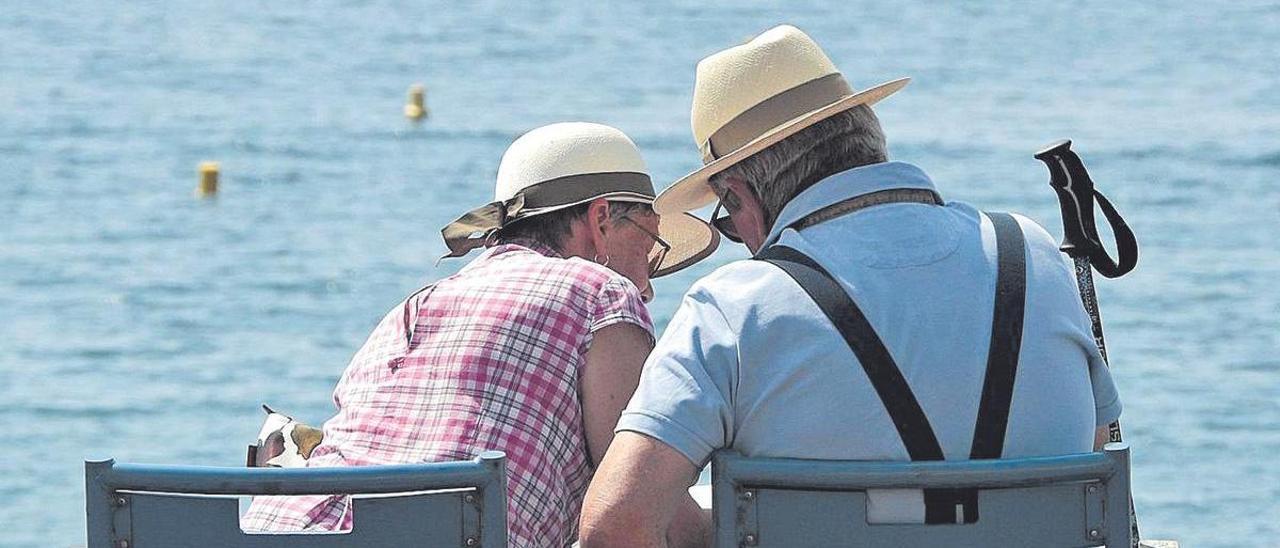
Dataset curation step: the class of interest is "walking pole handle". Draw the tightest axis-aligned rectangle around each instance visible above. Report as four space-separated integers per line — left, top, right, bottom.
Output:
1035 139 1138 278
1035 139 1098 257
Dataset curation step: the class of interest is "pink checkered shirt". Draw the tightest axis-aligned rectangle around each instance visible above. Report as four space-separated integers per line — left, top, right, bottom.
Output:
241 241 652 548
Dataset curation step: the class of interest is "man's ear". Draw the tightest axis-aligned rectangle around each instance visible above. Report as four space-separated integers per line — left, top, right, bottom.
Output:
718 178 744 211
726 178 770 251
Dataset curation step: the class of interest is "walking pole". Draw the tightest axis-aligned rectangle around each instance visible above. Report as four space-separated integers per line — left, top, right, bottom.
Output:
1035 139 1140 546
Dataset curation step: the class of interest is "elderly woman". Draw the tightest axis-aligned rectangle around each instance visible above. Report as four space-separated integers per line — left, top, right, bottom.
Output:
242 123 717 547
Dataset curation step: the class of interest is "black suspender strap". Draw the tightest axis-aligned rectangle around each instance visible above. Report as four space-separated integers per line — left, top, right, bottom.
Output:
932 212 1028 523
755 245 947 464
755 246 961 523
970 212 1028 460
752 210 1027 525
941 212 1027 523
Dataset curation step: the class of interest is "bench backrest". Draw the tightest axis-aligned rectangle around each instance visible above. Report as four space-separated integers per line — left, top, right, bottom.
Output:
711 443 1131 548
85 452 507 548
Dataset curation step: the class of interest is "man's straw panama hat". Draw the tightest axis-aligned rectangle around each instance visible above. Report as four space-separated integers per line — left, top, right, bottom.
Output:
654 25 910 215
442 122 719 277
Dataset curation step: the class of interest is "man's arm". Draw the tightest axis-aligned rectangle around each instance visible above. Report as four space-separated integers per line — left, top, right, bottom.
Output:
667 486 714 548
1093 425 1110 451
579 432 710 548
581 274 739 547
581 323 652 466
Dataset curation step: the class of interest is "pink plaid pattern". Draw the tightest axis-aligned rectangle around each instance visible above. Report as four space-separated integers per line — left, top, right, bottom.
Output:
242 241 652 547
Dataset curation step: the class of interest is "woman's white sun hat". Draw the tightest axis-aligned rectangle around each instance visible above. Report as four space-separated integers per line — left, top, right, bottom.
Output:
654 25 910 215
442 122 718 277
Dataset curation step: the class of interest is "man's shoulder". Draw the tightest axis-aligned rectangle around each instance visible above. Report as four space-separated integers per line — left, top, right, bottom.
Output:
1000 212 1079 282
680 258 818 328
691 258 796 298
943 202 1064 257
1003 211 1060 251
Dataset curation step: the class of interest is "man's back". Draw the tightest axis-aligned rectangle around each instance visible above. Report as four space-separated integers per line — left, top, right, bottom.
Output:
617 162 1120 521
583 27 1124 546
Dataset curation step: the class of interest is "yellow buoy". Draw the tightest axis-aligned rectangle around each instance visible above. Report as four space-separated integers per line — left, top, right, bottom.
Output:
197 161 219 197
404 84 428 121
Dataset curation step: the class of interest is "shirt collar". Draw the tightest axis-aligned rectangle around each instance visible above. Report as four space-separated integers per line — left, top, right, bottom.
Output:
761 161 940 248
460 239 563 274
499 238 563 258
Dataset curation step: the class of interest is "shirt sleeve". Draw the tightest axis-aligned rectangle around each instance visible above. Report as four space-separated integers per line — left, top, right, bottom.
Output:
615 284 739 468
1089 344 1123 427
1024 215 1123 429
588 276 654 338
1064 268 1123 427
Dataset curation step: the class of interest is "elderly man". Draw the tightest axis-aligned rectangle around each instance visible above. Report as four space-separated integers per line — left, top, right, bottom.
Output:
243 122 716 548
579 26 1121 546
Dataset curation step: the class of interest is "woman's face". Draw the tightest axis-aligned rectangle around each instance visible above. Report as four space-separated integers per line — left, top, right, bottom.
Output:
604 209 662 302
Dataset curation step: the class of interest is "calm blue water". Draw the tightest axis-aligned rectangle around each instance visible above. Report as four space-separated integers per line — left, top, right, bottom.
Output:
2 2 1277 546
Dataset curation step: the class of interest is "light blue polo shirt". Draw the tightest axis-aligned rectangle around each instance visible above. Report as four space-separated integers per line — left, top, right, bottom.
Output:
617 161 1121 522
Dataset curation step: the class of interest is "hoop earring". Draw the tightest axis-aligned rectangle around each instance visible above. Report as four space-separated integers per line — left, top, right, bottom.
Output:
593 253 611 267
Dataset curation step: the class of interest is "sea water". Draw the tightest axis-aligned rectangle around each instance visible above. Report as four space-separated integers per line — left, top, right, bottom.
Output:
1 2 1277 546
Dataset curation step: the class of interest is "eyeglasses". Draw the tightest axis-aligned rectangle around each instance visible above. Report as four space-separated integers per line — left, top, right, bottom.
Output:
618 215 671 277
710 201 743 243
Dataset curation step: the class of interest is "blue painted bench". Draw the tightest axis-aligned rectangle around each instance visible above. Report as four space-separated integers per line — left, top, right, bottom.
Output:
711 443 1133 547
84 451 507 547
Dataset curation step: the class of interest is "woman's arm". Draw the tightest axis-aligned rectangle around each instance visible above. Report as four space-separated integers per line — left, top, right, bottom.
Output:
580 323 652 466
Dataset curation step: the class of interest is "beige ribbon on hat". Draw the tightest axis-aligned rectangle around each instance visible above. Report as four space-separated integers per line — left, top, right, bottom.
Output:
700 72 854 164
440 171 656 258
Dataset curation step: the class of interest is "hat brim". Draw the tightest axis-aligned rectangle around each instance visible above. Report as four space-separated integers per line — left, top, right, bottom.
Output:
655 77 911 215
509 197 719 277
652 211 720 277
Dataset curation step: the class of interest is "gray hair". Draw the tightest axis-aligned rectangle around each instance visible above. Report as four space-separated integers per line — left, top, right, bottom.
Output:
709 105 888 227
494 200 650 252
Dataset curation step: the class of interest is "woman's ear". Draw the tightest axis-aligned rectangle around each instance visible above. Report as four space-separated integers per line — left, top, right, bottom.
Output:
584 198 611 259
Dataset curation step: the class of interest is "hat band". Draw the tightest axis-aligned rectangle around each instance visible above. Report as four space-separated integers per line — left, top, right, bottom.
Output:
440 171 655 258
700 72 853 164
516 171 655 210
